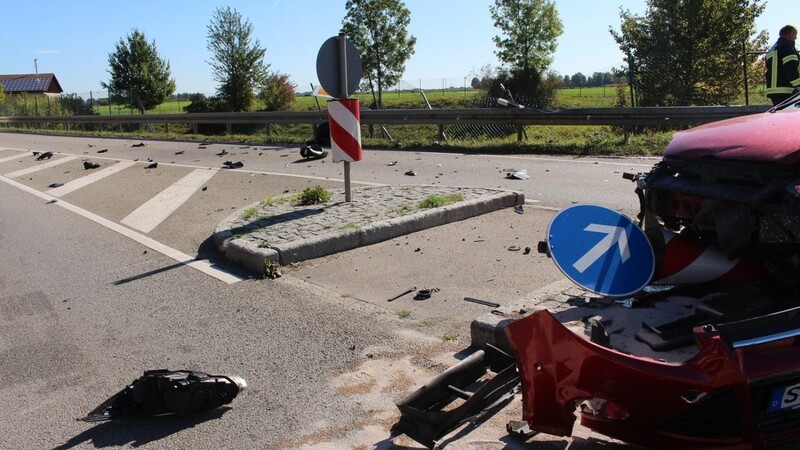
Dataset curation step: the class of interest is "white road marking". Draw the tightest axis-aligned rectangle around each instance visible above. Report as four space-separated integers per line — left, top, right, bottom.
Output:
0 174 244 284
3 156 79 178
121 168 218 233
0 152 33 164
46 161 137 197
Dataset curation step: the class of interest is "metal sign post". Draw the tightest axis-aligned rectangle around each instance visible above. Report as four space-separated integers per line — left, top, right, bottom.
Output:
339 34 352 202
316 33 363 202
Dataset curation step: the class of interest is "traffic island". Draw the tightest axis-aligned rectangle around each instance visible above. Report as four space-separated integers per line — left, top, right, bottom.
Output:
214 185 524 275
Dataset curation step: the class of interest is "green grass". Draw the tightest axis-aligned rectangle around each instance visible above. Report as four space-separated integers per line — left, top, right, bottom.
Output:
441 332 459 342
242 207 258 220
397 310 411 319
417 193 464 209
297 185 332 206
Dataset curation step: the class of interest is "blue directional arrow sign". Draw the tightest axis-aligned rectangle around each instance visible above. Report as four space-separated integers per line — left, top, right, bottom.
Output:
547 204 655 297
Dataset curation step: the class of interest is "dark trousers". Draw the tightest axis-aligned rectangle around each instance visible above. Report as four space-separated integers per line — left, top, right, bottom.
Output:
770 93 795 106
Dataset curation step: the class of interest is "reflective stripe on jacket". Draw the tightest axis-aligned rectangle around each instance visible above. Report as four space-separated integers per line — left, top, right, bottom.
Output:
766 38 800 96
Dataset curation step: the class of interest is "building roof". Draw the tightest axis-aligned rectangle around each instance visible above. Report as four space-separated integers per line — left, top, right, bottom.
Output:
0 73 63 94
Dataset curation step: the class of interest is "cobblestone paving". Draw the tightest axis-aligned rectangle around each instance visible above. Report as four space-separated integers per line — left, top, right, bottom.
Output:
227 185 502 248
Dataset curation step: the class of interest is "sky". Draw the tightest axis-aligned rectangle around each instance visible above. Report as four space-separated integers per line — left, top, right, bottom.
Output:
0 0 794 96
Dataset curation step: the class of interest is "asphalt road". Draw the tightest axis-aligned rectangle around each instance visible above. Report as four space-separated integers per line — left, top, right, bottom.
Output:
0 132 659 449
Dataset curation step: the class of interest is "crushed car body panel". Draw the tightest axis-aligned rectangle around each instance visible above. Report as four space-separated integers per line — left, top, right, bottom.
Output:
505 309 800 449
665 106 800 164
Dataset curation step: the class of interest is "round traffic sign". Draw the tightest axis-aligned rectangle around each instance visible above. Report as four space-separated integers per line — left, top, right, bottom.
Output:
316 35 362 99
547 204 654 297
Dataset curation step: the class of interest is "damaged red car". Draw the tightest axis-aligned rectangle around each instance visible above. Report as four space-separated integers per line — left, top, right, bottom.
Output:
506 96 800 449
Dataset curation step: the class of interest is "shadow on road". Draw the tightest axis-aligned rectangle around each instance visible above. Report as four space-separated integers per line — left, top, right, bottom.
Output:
52 407 230 449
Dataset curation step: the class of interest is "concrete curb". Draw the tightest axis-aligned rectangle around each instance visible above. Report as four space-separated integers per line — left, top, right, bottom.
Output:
470 279 576 353
214 189 524 275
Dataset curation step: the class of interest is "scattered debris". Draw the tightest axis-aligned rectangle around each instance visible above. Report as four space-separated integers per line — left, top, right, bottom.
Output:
299 144 328 159
198 145 207 149
463 297 501 308
131 142 146 147
145 162 158 169
387 161 398 166
508 246 521 251
405 170 417 176
83 161 100 170
392 345 519 448
202 186 208 191
514 205 524 214
507 420 537 443
79 369 246 422
175 150 185 155
46 199 58 204
48 182 64 188
523 246 532 255
36 151 54 160
216 149 228 156
97 149 108 153
87 144 95 147
505 169 529 180
222 160 244 169
413 288 439 301
388 287 416 302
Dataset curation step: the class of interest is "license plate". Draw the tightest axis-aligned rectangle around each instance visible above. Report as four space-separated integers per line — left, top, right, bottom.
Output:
768 382 800 412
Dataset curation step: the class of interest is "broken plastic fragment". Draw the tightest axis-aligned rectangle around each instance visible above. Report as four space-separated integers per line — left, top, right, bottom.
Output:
506 169 529 180
79 369 246 422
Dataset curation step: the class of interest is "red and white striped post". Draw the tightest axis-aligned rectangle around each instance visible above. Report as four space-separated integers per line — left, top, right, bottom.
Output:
649 229 763 285
328 99 362 162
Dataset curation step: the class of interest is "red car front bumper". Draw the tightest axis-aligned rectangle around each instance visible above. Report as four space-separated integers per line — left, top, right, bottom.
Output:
505 309 800 449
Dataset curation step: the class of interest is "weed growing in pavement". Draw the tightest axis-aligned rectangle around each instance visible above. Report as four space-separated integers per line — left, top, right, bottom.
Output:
242 207 258 220
418 193 464 209
260 194 296 207
441 332 459 342
388 203 416 218
398 310 411 319
257 241 272 248
297 185 332 206
338 222 361 230
264 259 281 279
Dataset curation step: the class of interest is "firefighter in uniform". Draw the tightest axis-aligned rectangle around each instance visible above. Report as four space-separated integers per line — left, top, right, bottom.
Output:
766 25 800 106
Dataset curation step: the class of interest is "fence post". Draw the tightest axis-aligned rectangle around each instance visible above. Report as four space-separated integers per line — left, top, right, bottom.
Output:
742 39 750 106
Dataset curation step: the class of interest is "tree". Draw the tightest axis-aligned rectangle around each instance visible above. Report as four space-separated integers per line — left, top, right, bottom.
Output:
101 29 175 114
258 72 296 111
206 7 269 112
610 0 767 106
490 0 563 74
571 72 587 87
341 0 417 108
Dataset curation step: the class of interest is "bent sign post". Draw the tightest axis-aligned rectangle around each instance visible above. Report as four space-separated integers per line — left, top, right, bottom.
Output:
316 33 363 202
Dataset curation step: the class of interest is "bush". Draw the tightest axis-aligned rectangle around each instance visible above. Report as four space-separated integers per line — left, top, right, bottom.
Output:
258 72 295 112
297 185 332 205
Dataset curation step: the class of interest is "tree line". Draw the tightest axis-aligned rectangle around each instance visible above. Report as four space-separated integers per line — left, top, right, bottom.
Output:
100 0 770 116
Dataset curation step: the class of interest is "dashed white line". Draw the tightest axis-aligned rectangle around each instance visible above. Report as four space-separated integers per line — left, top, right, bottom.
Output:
0 174 244 284
121 168 218 233
46 161 137 197
3 156 79 178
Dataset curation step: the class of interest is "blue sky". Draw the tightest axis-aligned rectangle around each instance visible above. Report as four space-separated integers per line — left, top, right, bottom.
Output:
0 0 792 95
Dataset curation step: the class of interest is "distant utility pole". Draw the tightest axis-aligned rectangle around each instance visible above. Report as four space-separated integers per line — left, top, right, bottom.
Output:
34 59 38 74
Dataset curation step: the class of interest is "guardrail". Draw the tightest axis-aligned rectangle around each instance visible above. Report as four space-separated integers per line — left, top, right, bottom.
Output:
0 105 772 132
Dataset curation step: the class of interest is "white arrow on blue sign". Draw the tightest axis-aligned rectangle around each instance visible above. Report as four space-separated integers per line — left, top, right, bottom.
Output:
547 204 655 297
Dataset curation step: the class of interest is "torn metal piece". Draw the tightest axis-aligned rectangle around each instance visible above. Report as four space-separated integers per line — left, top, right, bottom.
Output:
388 287 416 302
392 345 520 449
79 370 246 422
463 297 501 308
